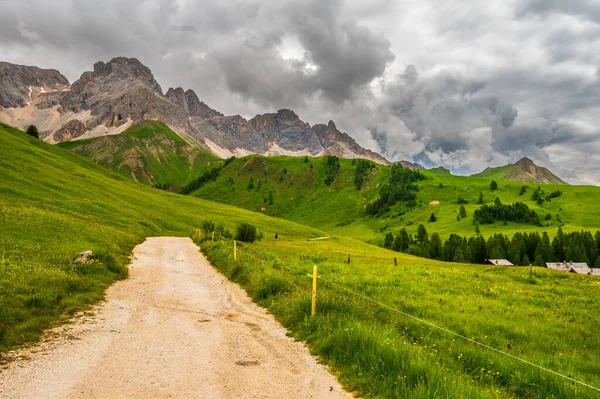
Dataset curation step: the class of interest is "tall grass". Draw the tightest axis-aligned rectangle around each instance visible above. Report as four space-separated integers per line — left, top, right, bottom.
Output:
194 231 600 399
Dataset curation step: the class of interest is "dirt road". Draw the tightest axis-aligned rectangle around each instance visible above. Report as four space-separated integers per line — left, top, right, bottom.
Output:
0 237 350 399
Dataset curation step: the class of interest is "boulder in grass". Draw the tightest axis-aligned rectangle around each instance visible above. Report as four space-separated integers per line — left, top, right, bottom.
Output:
72 250 95 264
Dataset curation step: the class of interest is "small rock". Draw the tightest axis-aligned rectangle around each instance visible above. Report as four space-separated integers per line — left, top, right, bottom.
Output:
72 250 95 264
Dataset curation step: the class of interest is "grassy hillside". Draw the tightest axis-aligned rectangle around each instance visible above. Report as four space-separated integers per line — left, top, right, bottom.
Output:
3 122 600 398
190 155 600 244
0 122 318 351
58 121 218 187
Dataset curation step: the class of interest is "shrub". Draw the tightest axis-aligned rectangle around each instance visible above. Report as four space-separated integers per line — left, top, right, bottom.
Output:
26 125 39 139
215 223 232 239
457 195 469 204
490 180 498 191
201 220 216 234
236 223 258 243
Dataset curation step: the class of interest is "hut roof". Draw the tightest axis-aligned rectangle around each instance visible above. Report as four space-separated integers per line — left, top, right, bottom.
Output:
591 269 600 277
545 262 571 272
570 263 591 274
485 259 514 266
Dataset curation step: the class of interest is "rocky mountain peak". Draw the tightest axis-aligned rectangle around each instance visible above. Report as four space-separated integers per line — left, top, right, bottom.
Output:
472 157 567 185
0 62 70 108
166 87 188 113
77 57 163 95
185 89 223 119
275 109 299 121
516 157 534 167
165 87 223 120
397 160 424 170
0 57 390 164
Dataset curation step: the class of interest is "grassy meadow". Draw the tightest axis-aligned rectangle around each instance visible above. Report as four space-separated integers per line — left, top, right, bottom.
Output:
191 155 600 244
2 121 600 398
195 230 600 398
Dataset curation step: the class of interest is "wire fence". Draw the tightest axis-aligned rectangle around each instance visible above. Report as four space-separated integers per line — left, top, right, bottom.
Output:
198 234 600 394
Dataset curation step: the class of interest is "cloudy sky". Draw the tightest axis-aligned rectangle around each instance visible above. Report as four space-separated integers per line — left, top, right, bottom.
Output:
2 0 599 184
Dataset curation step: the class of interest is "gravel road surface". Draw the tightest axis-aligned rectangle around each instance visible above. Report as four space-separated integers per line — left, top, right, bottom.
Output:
0 237 350 399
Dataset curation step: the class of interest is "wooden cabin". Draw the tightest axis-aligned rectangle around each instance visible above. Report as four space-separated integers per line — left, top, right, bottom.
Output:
484 259 514 266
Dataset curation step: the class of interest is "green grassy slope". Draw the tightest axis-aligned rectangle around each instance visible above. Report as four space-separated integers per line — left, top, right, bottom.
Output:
58 121 218 187
0 122 318 350
191 155 600 244
2 122 600 397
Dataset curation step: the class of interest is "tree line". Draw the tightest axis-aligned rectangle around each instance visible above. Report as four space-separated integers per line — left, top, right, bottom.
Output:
353 159 375 190
383 225 600 267
324 155 341 186
179 156 236 194
473 198 541 225
366 164 425 216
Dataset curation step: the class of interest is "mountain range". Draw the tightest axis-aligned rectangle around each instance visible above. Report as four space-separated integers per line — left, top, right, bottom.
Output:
0 57 387 164
0 57 571 185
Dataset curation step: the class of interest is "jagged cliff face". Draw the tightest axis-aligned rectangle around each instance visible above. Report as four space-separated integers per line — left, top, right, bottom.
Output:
0 57 389 164
0 62 69 108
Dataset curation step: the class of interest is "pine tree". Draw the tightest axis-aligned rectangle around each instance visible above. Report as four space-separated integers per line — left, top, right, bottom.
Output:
490 180 498 191
384 233 394 249
478 191 484 204
392 235 402 252
247 177 254 190
519 185 528 195
429 213 437 222
430 233 442 259
459 205 467 218
398 228 410 250
454 248 465 263
416 224 428 244
552 228 566 261
534 254 545 267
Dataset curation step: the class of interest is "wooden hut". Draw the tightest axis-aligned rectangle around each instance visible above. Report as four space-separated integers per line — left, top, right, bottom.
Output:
484 259 514 266
545 262 571 272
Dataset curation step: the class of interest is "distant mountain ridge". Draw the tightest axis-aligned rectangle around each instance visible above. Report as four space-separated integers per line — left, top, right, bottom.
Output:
472 157 567 185
395 160 424 170
0 57 388 164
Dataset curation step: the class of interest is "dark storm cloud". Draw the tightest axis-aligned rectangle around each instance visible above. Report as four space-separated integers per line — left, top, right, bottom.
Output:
1 0 600 183
376 66 519 154
205 0 395 105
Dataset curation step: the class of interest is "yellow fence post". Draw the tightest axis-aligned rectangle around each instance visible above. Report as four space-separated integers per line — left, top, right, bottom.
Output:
212 231 215 242
234 240 237 261
311 264 318 316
